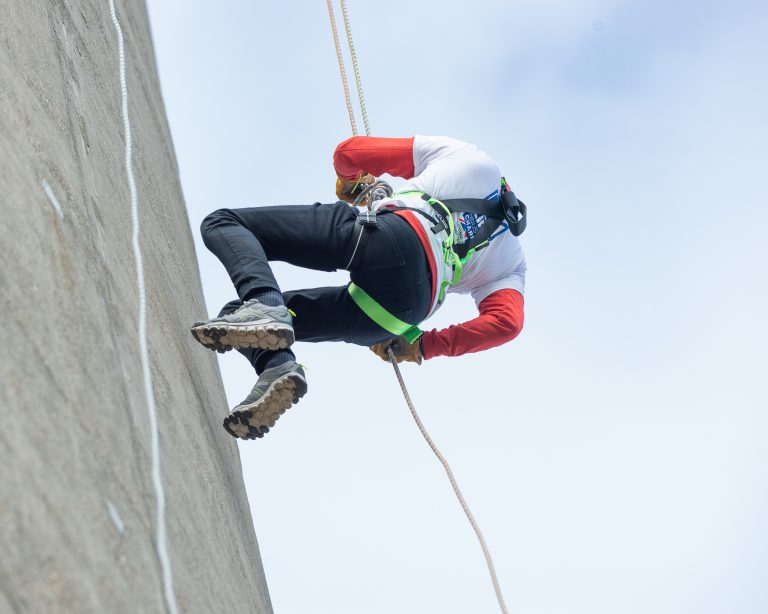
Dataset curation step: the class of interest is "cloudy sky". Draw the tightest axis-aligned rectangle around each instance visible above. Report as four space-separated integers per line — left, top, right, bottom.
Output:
146 1 768 612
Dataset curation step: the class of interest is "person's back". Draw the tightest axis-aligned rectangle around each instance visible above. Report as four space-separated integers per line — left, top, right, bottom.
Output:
377 135 526 305
336 135 526 359
192 135 527 438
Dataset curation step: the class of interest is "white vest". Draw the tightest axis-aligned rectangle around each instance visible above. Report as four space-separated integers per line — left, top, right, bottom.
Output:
373 136 526 318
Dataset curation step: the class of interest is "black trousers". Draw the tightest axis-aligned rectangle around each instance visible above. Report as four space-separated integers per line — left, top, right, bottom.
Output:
200 202 432 373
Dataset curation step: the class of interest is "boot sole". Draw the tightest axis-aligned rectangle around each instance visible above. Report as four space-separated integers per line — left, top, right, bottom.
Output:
223 371 308 440
191 322 294 353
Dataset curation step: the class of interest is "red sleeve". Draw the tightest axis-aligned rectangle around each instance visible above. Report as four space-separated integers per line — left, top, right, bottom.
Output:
420 289 524 359
333 136 415 180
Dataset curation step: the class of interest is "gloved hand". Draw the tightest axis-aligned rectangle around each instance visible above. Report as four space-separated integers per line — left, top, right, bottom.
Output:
336 173 375 205
368 181 394 204
370 336 423 365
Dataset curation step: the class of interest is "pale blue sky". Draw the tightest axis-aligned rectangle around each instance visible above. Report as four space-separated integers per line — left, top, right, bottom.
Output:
147 1 768 612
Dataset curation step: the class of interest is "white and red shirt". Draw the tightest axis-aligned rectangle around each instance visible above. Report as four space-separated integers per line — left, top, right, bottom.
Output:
334 135 526 359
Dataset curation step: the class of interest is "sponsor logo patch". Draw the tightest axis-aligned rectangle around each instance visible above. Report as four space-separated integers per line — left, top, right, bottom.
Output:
458 212 487 242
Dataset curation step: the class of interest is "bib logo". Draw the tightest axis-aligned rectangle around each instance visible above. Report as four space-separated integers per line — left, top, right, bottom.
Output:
458 213 486 242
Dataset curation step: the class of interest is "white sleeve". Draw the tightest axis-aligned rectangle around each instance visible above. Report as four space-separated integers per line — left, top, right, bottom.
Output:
412 135 468 176
469 264 527 307
408 136 501 200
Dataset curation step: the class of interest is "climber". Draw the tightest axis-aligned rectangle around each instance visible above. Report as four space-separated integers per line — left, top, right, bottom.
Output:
192 135 527 440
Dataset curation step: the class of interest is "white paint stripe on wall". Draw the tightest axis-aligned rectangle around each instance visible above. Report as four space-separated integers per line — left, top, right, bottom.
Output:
42 180 64 219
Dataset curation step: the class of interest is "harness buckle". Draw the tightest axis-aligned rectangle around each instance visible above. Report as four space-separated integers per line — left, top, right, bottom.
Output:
357 210 378 227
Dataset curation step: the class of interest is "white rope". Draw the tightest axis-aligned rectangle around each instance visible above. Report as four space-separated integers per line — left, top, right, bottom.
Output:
325 0 358 135
326 6 509 610
339 0 370 136
345 224 365 269
388 350 509 614
107 3 179 614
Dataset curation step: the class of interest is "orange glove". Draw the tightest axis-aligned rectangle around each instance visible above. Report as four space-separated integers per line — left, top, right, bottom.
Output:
370 336 422 365
336 173 375 205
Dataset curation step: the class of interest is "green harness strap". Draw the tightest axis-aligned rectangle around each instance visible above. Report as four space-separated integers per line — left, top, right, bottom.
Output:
348 283 424 343
348 191 480 344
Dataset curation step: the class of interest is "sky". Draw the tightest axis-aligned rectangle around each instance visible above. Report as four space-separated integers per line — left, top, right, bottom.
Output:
145 1 768 612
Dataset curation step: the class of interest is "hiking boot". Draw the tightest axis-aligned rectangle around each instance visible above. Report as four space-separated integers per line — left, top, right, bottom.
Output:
191 299 294 353
223 361 308 440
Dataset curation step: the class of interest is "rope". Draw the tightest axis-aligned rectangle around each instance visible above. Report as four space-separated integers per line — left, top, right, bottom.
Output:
387 349 509 614
352 178 394 207
107 3 179 614
339 0 370 136
325 0 358 135
325 5 509 611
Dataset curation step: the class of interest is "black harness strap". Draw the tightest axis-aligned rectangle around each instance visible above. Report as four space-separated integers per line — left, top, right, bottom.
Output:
453 216 502 259
434 196 505 218
438 192 527 238
368 205 442 230
359 189 527 262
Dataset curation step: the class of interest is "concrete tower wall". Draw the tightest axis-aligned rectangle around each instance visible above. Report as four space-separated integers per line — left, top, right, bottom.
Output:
0 1 272 612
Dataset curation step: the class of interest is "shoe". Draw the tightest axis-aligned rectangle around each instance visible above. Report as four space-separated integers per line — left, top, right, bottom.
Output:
191 299 294 353
223 361 307 440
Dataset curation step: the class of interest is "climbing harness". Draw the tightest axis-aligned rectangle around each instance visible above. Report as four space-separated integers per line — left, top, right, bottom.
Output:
325 2 510 612
347 184 527 344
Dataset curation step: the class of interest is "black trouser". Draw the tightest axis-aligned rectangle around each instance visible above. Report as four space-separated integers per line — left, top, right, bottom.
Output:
200 202 432 373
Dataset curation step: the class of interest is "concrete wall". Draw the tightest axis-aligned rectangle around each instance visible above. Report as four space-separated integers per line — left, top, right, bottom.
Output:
0 1 272 612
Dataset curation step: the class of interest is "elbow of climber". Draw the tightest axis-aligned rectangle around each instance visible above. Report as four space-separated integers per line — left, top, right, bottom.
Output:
333 137 364 180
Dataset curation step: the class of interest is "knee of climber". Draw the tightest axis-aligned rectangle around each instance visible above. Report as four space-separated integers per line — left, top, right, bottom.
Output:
200 208 236 245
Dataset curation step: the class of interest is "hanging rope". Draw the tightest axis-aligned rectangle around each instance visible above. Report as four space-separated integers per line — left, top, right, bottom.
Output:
325 2 509 611
325 0 358 135
388 349 509 614
338 0 370 136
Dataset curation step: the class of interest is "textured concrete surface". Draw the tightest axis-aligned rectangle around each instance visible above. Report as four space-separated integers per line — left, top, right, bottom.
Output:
0 1 272 612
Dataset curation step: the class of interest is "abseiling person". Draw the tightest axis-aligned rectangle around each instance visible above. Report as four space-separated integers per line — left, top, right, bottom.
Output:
192 136 527 439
